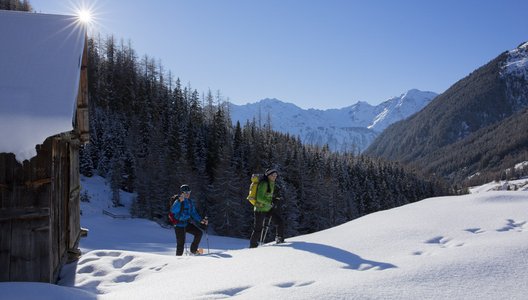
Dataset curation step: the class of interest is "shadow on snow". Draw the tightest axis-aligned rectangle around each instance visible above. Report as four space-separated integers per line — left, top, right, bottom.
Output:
281 241 397 271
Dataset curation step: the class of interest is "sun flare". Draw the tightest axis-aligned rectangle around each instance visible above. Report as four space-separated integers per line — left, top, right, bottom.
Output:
70 0 103 32
77 9 92 23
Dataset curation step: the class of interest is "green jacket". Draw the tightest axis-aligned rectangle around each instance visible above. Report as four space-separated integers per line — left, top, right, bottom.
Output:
254 179 275 212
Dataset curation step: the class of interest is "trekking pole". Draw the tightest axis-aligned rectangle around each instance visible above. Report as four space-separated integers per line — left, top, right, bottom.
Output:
259 217 266 246
204 217 210 254
259 216 273 245
263 216 272 244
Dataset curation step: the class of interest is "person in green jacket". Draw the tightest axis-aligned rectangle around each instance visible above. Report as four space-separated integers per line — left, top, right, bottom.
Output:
249 168 284 248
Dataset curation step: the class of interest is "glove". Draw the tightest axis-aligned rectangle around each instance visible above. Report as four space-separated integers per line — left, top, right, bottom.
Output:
198 218 208 230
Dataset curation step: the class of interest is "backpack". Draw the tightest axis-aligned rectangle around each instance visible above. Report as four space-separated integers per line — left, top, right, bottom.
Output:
247 174 265 206
168 199 184 225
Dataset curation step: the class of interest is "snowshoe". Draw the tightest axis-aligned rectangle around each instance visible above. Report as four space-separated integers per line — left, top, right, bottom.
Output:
191 248 204 255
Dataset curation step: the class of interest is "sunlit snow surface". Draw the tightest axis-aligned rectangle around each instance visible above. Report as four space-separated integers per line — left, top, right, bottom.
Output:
1 175 527 299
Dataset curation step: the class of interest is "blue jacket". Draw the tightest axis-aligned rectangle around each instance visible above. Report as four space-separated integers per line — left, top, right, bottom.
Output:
170 198 202 228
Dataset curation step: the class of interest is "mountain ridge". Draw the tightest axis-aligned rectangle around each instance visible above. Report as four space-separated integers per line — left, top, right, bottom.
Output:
229 89 437 152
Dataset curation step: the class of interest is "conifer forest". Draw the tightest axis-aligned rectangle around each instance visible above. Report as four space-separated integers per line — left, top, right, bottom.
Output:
81 36 446 240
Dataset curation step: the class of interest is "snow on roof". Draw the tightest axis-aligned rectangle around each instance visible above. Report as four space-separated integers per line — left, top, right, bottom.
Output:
0 10 86 161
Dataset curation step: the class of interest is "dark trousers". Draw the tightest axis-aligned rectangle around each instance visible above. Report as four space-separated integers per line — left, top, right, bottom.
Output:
174 223 203 256
249 208 284 248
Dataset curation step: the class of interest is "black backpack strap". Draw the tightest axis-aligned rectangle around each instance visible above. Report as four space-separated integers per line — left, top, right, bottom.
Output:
178 201 184 219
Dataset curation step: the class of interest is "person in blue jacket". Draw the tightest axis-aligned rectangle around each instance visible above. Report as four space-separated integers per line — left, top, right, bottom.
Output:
170 184 208 256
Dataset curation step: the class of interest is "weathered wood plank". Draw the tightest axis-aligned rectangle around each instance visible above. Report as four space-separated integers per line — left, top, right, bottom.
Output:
76 36 89 144
0 208 50 221
69 141 81 250
0 220 12 281
10 217 50 282
25 178 52 188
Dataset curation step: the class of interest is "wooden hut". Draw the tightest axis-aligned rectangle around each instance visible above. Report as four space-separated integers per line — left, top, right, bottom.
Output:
0 11 89 283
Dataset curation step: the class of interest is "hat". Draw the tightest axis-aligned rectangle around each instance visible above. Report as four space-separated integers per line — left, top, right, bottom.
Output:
180 184 191 193
265 168 278 176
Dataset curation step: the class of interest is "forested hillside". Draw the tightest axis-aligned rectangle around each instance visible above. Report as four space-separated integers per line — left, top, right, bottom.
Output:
81 36 445 239
366 42 528 188
418 108 528 187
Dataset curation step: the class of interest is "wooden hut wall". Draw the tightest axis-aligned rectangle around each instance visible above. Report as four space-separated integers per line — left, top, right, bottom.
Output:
0 134 81 283
76 36 90 144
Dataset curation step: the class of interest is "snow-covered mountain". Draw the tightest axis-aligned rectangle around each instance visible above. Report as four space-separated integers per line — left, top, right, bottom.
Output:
229 89 437 152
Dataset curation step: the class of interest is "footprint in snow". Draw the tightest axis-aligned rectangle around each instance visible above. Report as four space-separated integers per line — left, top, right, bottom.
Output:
94 251 121 257
149 263 168 271
112 255 134 269
205 285 252 298
78 257 100 265
414 235 465 256
77 265 95 274
497 219 526 232
464 228 485 234
425 236 464 248
123 267 142 274
275 281 315 288
114 274 138 283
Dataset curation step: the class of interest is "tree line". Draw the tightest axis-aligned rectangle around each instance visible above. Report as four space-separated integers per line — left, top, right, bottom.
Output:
80 35 446 240
0 0 31 11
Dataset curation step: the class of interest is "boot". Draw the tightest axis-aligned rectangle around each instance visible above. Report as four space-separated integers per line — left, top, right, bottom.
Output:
275 236 285 244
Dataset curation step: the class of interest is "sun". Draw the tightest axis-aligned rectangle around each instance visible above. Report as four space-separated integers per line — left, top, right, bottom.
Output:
77 9 92 23
70 0 103 32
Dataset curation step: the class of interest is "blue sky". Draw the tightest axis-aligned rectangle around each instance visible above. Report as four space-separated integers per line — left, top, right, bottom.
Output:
30 0 528 109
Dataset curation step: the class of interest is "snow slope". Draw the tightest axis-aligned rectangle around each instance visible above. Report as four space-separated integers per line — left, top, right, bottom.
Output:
1 176 527 299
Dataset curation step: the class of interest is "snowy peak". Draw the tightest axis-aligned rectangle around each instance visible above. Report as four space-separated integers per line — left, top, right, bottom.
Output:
502 41 528 80
368 89 437 131
229 89 437 152
256 98 301 110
